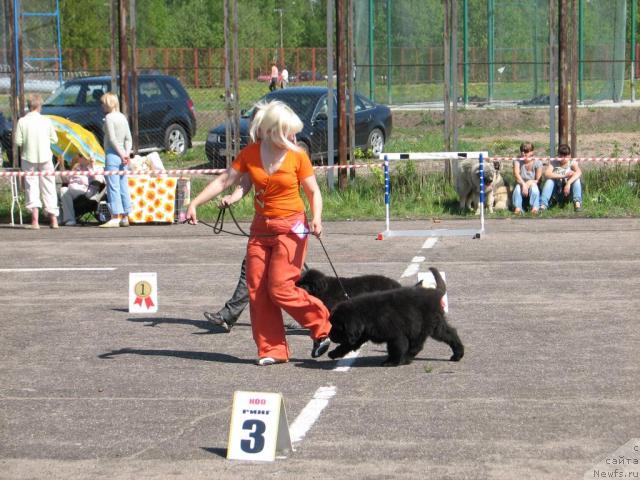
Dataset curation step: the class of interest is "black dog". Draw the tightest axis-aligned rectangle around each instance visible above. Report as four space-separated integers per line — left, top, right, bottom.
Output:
328 267 464 366
296 268 401 311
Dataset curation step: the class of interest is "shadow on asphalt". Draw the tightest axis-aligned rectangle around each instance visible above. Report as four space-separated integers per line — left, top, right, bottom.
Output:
97 348 255 365
200 447 227 458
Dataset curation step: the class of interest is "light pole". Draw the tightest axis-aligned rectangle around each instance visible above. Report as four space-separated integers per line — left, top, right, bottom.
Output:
274 8 284 60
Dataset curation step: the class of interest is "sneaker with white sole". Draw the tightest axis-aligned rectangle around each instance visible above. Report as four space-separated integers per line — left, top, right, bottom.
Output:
99 219 121 228
311 337 331 358
120 217 130 227
256 357 288 366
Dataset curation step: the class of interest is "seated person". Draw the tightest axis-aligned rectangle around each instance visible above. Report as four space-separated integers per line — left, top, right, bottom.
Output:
540 143 582 212
60 155 103 225
512 142 543 215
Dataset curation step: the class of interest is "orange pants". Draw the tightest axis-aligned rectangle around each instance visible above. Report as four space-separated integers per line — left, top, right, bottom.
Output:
246 213 331 360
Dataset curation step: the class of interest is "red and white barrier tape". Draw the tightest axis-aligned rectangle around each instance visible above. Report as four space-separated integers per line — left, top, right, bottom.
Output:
489 156 640 163
0 163 381 177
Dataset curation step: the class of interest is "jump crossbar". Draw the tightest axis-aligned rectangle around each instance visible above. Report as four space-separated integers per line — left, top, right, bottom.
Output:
376 152 489 241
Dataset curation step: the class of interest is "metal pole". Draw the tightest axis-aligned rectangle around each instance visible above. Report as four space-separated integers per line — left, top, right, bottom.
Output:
129 0 138 153
451 0 458 150
327 0 335 189
463 0 468 105
118 0 129 117
223 0 231 167
368 0 374 99
487 0 494 103
232 0 240 158
8 0 20 167
533 0 540 97
558 0 568 145
549 0 557 156
578 0 584 103
443 0 451 152
570 0 578 154
631 0 637 102
109 0 117 93
386 0 391 103
337 0 348 189
348 0 355 179
54 0 62 83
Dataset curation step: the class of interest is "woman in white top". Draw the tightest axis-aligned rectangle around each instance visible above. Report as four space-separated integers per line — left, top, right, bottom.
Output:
100 92 132 228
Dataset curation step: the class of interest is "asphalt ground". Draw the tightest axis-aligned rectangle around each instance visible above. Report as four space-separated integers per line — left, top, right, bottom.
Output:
1 217 638 480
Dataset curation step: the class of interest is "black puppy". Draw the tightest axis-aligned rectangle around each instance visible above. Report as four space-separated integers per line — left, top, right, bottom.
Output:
328 267 464 366
296 268 401 311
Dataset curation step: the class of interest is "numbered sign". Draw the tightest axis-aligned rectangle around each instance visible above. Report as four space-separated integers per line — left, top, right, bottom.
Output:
129 272 158 313
418 270 449 312
227 391 292 462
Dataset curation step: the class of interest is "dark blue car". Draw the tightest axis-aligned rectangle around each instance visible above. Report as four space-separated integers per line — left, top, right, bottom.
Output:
40 74 196 155
205 87 392 168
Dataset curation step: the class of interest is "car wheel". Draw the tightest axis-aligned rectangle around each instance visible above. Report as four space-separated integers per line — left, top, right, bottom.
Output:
164 124 188 155
366 128 385 156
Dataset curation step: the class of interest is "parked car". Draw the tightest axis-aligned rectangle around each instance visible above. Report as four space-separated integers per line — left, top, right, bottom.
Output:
297 70 325 82
0 112 12 165
205 86 392 168
39 74 196 155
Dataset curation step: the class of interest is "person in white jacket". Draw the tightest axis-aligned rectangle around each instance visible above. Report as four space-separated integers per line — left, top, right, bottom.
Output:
14 94 59 229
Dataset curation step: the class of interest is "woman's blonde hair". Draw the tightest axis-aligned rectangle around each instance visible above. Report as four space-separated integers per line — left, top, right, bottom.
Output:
249 100 303 151
101 92 120 113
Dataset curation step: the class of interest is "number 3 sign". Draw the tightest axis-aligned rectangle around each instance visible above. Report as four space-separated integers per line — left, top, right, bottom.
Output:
227 391 292 461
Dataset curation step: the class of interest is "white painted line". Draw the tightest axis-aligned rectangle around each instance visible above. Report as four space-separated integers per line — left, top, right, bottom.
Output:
411 256 426 263
422 237 438 249
401 263 420 278
0 267 117 272
289 385 337 444
333 349 361 372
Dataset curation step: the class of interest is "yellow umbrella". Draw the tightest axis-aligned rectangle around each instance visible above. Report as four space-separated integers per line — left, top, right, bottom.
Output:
46 115 105 166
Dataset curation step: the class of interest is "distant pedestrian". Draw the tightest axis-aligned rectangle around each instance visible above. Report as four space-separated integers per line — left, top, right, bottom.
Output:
280 66 289 89
269 62 278 92
14 93 59 229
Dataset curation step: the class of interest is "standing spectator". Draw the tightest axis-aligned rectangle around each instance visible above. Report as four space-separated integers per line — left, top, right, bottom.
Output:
280 66 289 89
540 143 583 212
512 142 543 215
100 92 132 228
269 62 279 92
187 100 331 366
14 94 59 229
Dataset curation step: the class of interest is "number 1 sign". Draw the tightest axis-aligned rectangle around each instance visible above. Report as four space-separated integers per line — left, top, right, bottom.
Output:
129 272 158 313
227 391 292 461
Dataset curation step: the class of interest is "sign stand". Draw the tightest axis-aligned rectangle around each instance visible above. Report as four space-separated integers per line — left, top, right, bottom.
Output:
129 272 158 313
227 391 292 462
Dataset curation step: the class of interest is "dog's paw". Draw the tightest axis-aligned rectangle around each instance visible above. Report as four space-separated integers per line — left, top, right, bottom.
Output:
450 346 464 362
327 348 344 359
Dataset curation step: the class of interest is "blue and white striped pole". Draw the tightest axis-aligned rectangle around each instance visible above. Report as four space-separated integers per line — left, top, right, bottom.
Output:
384 155 390 233
479 153 485 234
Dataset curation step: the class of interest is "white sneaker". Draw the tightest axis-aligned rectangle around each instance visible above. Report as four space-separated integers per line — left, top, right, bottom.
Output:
120 217 130 227
64 220 77 226
99 219 121 228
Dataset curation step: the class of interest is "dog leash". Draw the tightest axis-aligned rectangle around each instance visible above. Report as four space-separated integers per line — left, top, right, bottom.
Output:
196 206 351 301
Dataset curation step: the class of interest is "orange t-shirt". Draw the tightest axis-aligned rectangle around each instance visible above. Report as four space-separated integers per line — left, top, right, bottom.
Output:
231 142 314 218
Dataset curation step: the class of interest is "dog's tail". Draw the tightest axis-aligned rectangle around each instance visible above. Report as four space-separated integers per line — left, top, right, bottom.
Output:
429 267 447 294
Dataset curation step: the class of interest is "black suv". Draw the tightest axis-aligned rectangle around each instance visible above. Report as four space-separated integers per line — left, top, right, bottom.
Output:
40 74 196 154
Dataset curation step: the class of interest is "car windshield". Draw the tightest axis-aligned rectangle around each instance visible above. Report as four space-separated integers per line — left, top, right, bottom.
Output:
241 92 321 121
44 81 110 106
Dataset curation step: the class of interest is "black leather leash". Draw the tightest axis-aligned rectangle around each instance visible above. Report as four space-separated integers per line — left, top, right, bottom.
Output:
197 206 350 301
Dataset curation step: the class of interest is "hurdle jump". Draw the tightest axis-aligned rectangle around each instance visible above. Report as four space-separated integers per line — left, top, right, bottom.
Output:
376 151 489 240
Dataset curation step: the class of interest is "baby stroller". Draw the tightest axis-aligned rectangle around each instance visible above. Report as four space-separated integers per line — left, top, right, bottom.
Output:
72 179 110 224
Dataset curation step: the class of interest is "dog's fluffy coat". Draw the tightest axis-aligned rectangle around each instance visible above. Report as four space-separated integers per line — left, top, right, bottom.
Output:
296 268 401 311
454 158 509 213
328 267 464 366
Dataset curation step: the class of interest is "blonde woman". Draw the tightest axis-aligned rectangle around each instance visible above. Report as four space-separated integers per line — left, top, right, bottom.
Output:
100 92 132 227
186 100 331 366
